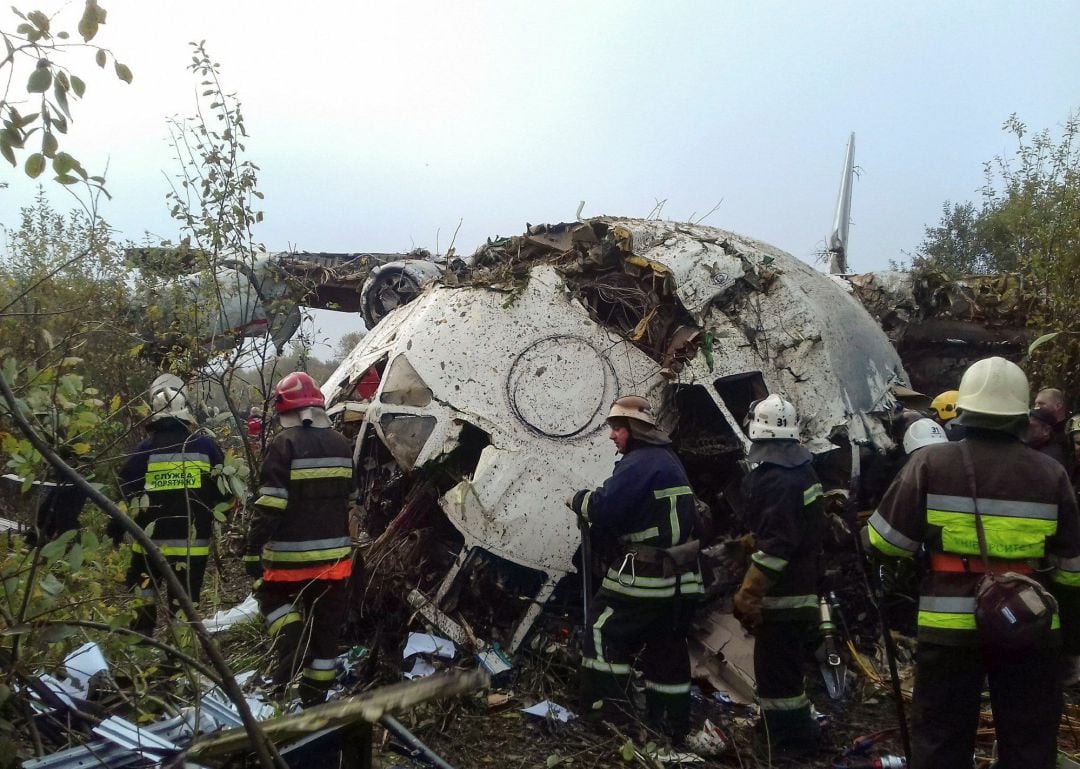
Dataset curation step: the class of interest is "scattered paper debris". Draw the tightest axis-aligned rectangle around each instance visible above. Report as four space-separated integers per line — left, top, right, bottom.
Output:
204 594 260 633
404 658 437 680
477 647 513 677
62 641 109 694
521 700 575 722
404 632 457 660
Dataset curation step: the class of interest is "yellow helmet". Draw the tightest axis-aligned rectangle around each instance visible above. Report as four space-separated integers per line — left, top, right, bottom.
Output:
929 390 960 422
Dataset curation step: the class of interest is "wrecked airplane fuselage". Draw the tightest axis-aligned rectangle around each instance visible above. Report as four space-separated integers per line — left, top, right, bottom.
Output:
322 218 910 651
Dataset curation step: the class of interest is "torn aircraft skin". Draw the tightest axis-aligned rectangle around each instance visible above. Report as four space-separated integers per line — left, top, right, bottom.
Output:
322 217 911 652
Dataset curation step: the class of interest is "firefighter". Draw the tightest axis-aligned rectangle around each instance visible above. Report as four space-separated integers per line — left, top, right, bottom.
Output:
930 389 964 440
116 374 229 635
567 395 703 740
733 394 824 755
902 418 948 456
867 357 1080 769
245 372 354 706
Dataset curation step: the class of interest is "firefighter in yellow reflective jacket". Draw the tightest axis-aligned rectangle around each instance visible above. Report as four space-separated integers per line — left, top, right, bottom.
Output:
568 396 703 739
117 375 229 635
245 372 355 706
733 394 824 755
869 357 1080 769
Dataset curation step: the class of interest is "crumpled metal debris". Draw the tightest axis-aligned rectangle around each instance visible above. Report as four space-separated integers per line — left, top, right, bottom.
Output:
847 268 1032 395
323 217 911 654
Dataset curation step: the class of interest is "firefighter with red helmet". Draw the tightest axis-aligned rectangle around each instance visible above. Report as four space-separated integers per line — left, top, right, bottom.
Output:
245 372 355 705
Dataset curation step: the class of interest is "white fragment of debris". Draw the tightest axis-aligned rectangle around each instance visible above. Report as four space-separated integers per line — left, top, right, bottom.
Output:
91 714 183 757
203 593 260 633
30 674 81 710
404 632 457 660
477 647 513 676
688 608 755 705
0 517 21 533
404 658 437 680
62 641 109 694
1 473 58 488
644 747 706 764
520 700 575 722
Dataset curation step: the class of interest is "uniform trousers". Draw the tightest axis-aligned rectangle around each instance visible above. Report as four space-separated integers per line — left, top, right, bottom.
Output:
911 641 1062 769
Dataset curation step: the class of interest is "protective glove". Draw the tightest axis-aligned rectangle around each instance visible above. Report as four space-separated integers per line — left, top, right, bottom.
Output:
566 490 589 519
733 563 769 633
243 554 263 580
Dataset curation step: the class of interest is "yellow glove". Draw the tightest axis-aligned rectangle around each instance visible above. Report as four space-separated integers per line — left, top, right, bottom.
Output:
733 563 769 632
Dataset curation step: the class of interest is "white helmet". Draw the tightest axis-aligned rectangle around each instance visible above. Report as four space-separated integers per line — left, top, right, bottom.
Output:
748 394 799 441
903 418 948 454
148 374 194 424
607 395 657 426
956 356 1029 417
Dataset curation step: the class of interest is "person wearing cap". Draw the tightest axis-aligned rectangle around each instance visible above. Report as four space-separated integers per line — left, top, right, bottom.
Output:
245 372 355 706
733 394 824 756
867 357 1080 769
567 395 703 741
116 374 230 635
1028 407 1067 468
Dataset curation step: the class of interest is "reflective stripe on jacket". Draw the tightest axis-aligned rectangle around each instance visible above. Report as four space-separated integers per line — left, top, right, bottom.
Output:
247 424 354 582
869 431 1080 646
571 444 703 600
741 457 824 622
118 423 227 557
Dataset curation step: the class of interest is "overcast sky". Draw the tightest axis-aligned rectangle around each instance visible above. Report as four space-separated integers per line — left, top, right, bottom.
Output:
2 1 1078 357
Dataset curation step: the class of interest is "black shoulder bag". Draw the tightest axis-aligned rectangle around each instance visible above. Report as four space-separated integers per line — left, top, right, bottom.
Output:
960 442 1057 652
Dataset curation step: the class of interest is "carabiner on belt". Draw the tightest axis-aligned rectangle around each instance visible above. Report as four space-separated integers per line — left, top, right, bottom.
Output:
617 551 637 587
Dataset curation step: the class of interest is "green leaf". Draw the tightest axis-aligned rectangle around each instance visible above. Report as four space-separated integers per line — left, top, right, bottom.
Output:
114 61 133 84
545 755 563 769
40 530 77 563
619 741 636 762
66 542 84 571
1028 331 1060 355
39 573 64 596
54 173 79 185
70 75 85 98
72 442 91 455
78 1 100 41
27 10 49 34
95 48 106 68
81 529 100 551
41 131 57 157
27 65 51 93
54 80 72 118
24 152 45 178
0 138 14 166
52 151 75 175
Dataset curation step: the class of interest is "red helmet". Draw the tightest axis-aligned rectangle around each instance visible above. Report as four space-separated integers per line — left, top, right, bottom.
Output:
274 372 325 413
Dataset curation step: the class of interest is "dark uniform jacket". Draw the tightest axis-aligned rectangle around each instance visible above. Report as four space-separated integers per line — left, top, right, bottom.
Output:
246 424 354 582
571 443 704 600
869 430 1080 647
741 444 824 622
117 420 227 556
